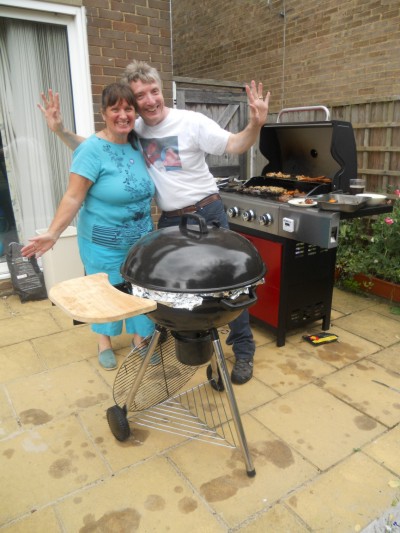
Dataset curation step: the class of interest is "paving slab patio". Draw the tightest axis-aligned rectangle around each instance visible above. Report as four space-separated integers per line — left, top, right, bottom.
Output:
0 285 400 532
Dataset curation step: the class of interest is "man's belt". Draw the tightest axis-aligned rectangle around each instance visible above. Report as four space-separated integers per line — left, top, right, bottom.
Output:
163 193 221 218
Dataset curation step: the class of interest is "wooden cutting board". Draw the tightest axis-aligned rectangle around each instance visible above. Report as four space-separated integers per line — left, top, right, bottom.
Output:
48 273 157 323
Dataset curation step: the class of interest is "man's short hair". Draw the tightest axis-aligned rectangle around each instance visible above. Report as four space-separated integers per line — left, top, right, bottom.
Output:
123 60 162 88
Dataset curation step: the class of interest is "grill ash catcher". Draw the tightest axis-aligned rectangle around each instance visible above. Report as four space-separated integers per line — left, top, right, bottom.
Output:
48 214 267 477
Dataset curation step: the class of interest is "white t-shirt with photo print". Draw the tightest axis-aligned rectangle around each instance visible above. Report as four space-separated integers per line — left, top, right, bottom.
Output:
135 108 230 211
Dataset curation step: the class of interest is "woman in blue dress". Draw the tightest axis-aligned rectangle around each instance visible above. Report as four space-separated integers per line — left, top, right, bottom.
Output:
22 83 155 370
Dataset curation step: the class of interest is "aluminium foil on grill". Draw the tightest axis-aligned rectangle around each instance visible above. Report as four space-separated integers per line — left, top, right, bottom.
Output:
130 280 264 311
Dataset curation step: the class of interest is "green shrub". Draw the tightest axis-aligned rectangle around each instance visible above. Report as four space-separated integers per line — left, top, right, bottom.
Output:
336 188 400 285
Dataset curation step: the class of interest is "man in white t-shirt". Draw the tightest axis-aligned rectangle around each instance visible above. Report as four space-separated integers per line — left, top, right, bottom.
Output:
39 61 270 384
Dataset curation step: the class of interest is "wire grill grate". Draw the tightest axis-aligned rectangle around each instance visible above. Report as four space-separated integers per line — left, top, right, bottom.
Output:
129 380 237 448
113 330 197 411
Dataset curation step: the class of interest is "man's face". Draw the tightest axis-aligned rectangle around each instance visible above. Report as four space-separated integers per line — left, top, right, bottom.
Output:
130 79 167 126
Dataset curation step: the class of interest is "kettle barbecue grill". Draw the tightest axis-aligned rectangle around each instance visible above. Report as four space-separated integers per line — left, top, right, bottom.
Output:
48 215 267 477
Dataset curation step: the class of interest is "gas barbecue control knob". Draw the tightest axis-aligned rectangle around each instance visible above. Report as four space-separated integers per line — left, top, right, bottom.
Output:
227 206 240 218
259 213 273 226
242 209 256 222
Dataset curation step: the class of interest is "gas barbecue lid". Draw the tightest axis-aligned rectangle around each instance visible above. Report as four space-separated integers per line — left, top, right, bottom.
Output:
121 214 266 293
259 107 357 192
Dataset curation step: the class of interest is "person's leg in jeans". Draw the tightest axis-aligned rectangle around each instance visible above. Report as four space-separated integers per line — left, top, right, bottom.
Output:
158 199 255 384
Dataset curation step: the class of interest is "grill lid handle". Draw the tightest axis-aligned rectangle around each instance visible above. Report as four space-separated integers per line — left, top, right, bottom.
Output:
219 287 258 311
277 105 330 123
179 213 209 235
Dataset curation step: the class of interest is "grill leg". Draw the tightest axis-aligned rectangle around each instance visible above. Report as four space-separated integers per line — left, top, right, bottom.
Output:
209 353 219 381
125 327 162 414
322 313 331 330
209 328 256 477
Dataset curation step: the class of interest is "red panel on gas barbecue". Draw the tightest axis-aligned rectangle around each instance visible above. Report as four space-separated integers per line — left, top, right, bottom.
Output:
240 233 282 327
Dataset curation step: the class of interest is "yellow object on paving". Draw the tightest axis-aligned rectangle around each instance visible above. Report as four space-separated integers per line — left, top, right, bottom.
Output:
0 285 400 532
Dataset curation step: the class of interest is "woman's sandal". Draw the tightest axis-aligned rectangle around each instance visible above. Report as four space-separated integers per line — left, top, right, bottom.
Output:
98 347 117 370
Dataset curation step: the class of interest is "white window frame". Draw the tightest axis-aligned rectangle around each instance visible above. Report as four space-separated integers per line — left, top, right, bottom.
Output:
0 0 94 136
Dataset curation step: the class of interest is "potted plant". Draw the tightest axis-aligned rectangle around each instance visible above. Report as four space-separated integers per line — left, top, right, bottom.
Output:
335 186 400 303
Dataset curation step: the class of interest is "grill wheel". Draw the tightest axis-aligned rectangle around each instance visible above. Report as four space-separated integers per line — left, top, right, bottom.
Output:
106 405 130 442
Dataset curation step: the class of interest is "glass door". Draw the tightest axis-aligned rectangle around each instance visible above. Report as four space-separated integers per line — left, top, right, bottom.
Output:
0 129 16 263
0 1 93 279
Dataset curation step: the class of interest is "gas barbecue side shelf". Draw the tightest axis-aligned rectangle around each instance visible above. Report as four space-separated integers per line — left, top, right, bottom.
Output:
338 204 393 220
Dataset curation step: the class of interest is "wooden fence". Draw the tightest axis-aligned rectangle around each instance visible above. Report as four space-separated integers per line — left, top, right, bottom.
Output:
332 99 400 193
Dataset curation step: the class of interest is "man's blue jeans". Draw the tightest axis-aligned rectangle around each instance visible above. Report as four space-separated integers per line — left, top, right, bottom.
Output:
157 198 256 361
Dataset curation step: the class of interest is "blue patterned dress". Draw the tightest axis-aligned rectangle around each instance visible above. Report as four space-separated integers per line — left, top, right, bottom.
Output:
71 134 155 337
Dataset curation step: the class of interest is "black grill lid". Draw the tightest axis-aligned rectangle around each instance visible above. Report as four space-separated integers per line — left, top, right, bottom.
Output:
259 120 357 193
121 214 266 293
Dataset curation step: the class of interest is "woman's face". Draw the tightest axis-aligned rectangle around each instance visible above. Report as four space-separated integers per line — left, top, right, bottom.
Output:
102 98 136 139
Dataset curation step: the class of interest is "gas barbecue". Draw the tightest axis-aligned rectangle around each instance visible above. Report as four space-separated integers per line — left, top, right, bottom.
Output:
219 106 392 346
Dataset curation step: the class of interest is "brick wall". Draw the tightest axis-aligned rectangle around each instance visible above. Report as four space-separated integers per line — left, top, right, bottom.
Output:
171 0 400 113
82 0 173 221
83 0 173 129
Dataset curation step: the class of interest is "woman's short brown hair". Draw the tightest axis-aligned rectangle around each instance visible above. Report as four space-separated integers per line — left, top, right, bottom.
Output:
101 82 136 110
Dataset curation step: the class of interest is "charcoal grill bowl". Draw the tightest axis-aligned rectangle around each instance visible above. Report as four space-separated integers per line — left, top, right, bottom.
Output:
146 292 258 331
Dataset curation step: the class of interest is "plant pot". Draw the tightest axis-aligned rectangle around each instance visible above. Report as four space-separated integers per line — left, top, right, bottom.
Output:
353 273 400 303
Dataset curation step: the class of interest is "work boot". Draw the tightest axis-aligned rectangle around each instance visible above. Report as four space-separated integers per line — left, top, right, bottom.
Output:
231 358 254 384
